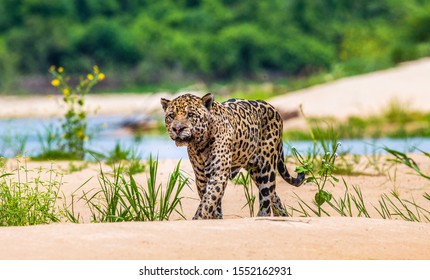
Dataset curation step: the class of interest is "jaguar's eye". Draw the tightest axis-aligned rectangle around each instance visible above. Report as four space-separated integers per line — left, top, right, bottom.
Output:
166 113 175 121
187 112 196 118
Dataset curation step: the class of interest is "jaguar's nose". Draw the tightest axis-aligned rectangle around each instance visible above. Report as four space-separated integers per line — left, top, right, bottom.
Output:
172 123 185 134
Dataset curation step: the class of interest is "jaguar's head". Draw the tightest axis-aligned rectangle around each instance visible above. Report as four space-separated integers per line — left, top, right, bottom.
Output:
160 93 214 147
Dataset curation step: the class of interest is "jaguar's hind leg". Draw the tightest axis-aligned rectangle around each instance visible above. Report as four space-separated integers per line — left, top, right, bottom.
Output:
272 192 288 216
215 200 222 218
251 163 277 217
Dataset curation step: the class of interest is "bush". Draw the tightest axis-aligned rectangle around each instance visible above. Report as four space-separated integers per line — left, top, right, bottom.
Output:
34 66 105 160
0 160 62 226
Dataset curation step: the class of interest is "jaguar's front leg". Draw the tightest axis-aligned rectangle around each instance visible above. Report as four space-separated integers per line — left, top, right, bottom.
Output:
193 178 228 219
192 192 223 219
193 153 231 220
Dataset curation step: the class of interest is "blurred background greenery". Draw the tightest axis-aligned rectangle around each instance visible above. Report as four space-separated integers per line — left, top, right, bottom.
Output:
0 0 429 95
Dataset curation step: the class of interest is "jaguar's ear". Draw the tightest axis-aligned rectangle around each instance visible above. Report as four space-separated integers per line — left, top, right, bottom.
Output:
201 93 214 111
160 98 170 111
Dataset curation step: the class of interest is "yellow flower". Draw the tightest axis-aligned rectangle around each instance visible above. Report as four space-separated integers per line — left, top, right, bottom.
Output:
93 65 100 74
49 65 56 72
63 88 70 96
51 79 60 87
98 73 105 81
77 129 85 137
87 74 94 81
58 67 64 73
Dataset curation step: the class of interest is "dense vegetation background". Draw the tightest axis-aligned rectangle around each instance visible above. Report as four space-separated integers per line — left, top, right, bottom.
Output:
0 0 429 94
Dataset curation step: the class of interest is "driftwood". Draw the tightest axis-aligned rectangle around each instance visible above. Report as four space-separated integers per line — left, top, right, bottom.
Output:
278 109 300 121
120 116 158 132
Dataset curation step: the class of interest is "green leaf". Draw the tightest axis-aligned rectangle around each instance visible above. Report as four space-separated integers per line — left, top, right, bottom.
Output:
315 190 332 206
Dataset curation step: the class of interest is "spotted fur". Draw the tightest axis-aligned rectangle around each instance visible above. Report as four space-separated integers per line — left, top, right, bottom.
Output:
161 93 305 219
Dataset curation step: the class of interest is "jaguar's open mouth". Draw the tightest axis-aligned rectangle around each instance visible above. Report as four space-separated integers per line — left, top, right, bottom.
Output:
174 138 191 147
172 135 192 147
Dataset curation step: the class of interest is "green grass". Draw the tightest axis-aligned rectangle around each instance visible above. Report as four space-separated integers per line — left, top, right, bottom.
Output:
0 131 28 158
293 130 430 221
280 111 430 222
65 161 89 174
102 142 146 175
0 155 189 225
284 100 430 141
233 171 257 217
375 191 430 222
0 160 63 226
66 155 189 223
32 123 84 161
383 147 430 180
286 147 430 222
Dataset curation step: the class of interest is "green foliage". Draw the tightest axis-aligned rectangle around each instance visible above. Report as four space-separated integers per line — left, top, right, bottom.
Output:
391 3 430 63
375 190 430 222
292 142 340 216
105 142 136 164
77 18 141 67
288 138 430 222
0 130 28 158
285 101 430 140
233 171 256 217
33 124 75 160
383 148 430 180
65 161 89 174
68 155 189 223
34 66 104 160
103 142 146 175
284 109 430 222
1 0 429 92
0 160 62 226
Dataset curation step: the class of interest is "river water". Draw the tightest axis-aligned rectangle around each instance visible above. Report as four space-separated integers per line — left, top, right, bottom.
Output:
0 116 429 159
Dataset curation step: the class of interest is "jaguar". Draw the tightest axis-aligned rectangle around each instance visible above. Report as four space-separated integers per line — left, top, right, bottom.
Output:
161 93 305 219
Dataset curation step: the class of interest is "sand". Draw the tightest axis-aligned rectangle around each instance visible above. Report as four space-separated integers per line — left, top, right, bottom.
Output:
269 58 430 119
3 218 430 260
1 59 430 260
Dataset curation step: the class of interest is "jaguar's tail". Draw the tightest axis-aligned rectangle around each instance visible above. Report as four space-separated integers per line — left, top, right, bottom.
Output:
277 142 305 187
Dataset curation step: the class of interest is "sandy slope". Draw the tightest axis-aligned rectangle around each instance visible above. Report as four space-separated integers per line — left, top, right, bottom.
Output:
269 58 430 119
2 217 430 260
1 59 430 260
0 93 170 118
1 154 430 260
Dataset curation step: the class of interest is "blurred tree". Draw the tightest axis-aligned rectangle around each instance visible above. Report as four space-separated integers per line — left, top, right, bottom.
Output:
0 0 429 92
76 18 141 67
